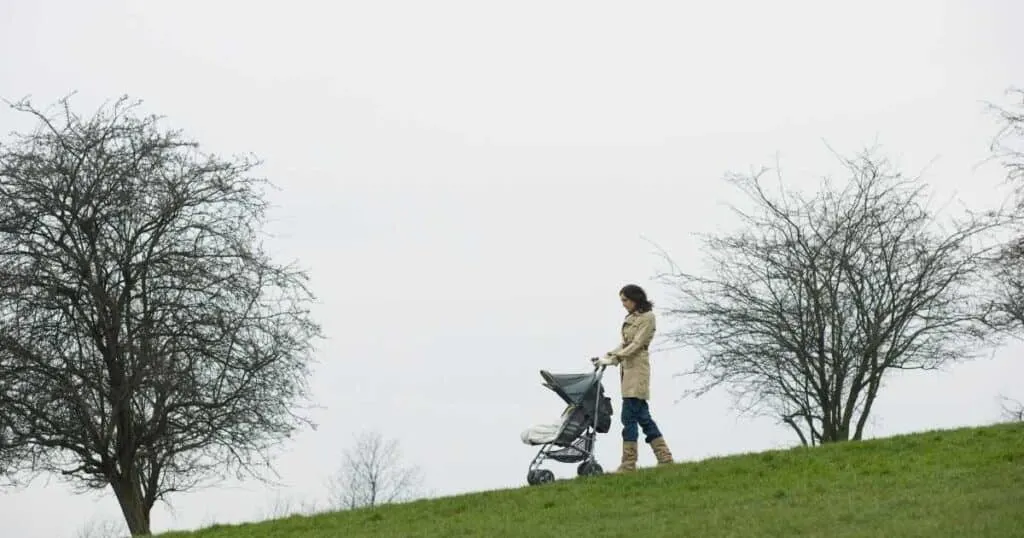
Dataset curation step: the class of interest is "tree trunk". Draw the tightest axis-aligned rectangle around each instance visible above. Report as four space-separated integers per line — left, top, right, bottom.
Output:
110 474 152 536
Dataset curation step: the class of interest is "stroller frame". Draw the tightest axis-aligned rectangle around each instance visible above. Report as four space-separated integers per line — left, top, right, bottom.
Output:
526 364 611 486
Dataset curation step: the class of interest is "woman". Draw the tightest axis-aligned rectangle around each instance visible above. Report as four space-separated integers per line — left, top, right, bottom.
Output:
593 284 674 472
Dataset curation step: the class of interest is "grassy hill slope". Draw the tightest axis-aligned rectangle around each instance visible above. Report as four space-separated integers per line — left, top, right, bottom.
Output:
159 422 1024 538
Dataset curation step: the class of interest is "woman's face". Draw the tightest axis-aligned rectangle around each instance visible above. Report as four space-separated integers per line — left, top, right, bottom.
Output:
620 294 636 313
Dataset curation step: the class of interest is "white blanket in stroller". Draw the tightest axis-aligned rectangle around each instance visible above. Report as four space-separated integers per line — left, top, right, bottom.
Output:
520 406 572 445
520 423 562 445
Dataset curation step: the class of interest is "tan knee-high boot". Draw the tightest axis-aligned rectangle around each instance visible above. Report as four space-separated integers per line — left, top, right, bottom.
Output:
616 441 638 472
649 437 674 465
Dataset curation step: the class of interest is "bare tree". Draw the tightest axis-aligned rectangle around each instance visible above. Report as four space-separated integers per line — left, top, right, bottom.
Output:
0 95 322 535
655 147 1009 446
327 431 423 510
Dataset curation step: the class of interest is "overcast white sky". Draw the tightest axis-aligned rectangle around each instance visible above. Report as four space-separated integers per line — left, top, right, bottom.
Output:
1 0 1022 536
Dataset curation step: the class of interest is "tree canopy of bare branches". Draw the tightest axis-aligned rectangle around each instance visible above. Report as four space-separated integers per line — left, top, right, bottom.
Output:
655 147 1009 446
327 431 423 510
0 95 322 536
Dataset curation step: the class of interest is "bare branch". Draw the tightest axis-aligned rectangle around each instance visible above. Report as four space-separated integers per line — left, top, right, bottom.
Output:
260 492 321 520
72 516 129 538
987 87 1024 189
999 395 1024 423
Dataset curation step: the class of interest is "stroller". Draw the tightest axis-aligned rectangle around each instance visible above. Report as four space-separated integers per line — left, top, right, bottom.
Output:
520 364 614 485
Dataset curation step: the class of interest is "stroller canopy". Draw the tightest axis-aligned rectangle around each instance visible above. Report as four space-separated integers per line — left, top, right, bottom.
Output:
540 370 601 406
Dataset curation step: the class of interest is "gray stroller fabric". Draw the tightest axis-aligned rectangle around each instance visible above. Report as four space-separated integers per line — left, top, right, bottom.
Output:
540 370 600 405
539 370 613 434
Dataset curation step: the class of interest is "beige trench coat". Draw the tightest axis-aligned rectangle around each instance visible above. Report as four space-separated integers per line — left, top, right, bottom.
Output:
604 310 656 400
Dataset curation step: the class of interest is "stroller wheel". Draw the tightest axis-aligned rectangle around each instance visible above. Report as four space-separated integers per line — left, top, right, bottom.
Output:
577 461 603 477
527 469 555 486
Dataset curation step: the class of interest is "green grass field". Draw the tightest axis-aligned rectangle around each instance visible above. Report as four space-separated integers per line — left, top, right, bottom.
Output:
159 422 1024 538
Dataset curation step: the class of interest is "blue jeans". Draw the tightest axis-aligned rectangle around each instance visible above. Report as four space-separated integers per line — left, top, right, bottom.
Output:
621 397 662 443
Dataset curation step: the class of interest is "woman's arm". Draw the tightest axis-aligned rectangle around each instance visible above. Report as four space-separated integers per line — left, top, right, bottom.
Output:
604 313 656 363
